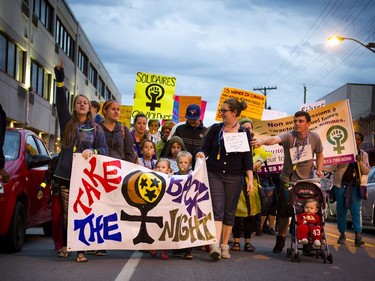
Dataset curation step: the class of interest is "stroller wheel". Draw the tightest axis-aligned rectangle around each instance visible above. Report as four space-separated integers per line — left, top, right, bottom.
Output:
295 252 300 262
321 251 327 263
286 248 292 258
291 249 295 262
327 253 333 264
291 250 299 262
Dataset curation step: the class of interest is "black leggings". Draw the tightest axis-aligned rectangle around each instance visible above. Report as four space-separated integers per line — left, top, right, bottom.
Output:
232 216 254 239
57 178 70 246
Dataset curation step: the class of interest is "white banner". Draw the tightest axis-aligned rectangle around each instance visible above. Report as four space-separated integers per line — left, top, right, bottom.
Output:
67 155 216 251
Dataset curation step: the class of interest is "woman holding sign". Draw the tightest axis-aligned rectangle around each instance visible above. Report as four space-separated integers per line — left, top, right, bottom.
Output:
54 60 108 262
196 98 253 261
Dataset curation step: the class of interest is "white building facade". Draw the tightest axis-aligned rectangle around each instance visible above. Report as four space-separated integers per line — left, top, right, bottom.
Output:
0 0 121 152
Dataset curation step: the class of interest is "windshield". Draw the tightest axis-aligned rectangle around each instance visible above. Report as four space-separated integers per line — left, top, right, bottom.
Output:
4 131 20 161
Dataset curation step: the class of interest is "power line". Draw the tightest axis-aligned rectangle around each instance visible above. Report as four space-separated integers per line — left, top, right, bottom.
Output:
253 86 277 109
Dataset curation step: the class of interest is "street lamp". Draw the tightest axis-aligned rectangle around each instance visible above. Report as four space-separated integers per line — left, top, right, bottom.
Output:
328 35 375 53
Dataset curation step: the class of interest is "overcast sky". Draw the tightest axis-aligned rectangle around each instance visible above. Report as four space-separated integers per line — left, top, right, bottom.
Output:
66 0 375 125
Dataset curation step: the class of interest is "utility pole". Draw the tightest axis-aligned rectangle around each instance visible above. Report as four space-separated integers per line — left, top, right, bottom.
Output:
253 86 277 109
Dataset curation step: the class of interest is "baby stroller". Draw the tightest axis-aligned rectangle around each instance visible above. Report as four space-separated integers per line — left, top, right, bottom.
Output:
286 179 333 263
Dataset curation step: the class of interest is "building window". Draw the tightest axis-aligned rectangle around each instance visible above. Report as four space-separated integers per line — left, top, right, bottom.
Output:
105 87 112 100
0 33 26 84
55 17 75 60
30 60 50 100
89 63 97 87
98 76 105 98
78 48 88 76
16 48 26 84
33 0 53 33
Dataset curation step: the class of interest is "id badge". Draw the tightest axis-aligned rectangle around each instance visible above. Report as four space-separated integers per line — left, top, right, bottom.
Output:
290 144 312 164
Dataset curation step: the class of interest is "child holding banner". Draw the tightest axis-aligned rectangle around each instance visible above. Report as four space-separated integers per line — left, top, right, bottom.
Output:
172 151 194 259
149 158 173 260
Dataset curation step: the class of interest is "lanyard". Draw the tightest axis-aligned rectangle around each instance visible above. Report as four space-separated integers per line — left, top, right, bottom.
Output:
217 123 238 160
294 135 308 161
217 125 224 160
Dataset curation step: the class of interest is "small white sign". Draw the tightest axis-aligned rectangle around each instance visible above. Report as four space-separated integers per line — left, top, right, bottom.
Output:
290 144 313 164
223 132 250 153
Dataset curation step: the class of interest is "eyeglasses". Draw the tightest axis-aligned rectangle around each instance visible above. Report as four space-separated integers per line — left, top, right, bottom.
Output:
219 109 232 113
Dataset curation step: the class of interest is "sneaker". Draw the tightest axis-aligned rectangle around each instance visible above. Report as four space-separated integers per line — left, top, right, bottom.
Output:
355 235 365 247
273 235 286 253
86 250 96 255
337 233 346 244
184 253 193 260
220 244 231 259
300 238 308 245
268 228 277 235
209 244 221 261
313 240 321 247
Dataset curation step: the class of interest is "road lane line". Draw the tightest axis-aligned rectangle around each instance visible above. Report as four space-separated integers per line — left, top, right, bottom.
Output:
326 232 375 247
115 251 143 281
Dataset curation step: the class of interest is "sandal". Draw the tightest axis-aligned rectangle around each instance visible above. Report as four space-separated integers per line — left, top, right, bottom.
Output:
244 243 255 252
231 242 240 251
58 247 70 258
76 252 88 262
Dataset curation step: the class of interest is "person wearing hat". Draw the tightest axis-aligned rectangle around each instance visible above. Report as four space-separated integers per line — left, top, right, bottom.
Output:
171 104 208 161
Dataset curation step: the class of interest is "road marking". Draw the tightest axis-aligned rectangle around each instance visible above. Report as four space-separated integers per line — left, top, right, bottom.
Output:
115 251 143 281
326 232 375 248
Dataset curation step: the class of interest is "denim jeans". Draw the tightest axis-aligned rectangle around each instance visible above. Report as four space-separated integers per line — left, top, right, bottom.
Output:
334 183 362 233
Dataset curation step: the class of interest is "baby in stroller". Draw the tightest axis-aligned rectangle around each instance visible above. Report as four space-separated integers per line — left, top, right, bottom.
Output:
288 180 333 263
296 199 322 247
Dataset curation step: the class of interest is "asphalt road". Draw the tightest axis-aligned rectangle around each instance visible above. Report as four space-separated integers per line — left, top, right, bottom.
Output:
0 223 374 281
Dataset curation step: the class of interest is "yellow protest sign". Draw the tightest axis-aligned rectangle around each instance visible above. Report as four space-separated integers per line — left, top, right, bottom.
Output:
119 105 133 128
133 72 176 121
215 87 266 121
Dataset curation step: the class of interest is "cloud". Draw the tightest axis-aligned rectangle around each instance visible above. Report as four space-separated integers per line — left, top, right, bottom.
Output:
67 0 375 126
